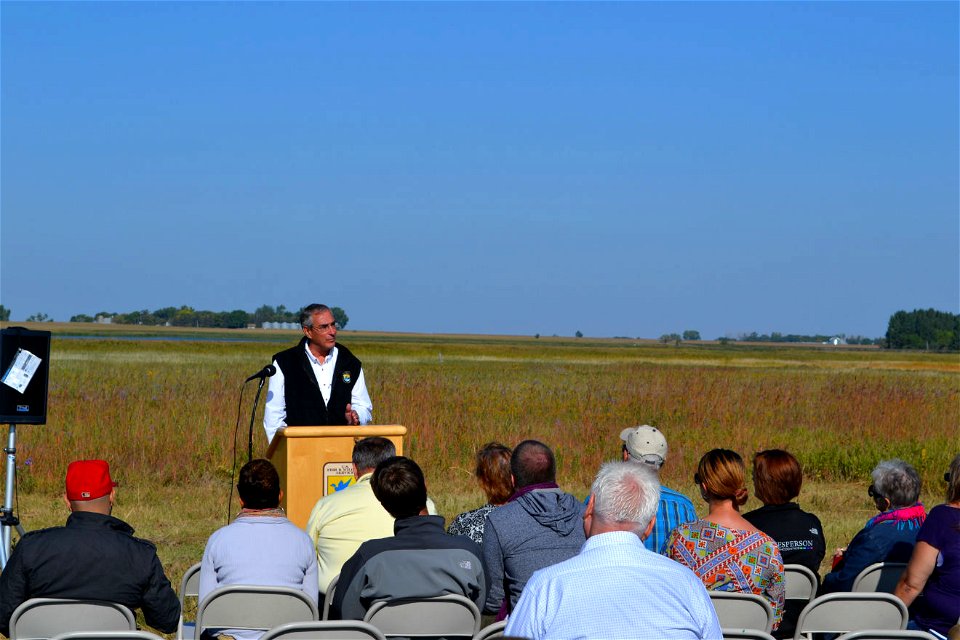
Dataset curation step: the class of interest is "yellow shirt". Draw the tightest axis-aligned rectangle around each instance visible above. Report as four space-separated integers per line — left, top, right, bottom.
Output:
305 473 394 593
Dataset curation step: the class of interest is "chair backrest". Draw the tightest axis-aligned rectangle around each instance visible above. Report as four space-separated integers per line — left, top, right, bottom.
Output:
49 632 165 640
852 562 908 593
708 592 774 633
783 564 819 602
721 629 777 640
194 585 319 640
794 593 908 639
474 620 508 640
177 562 202 639
260 620 387 640
836 631 939 640
9 598 137 639
321 573 339 621
363 594 481 638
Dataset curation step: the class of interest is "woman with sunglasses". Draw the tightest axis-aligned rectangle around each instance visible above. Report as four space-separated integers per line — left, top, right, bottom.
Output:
821 458 926 594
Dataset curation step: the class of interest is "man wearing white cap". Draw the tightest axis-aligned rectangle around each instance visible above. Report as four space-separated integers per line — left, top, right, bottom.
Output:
620 425 696 554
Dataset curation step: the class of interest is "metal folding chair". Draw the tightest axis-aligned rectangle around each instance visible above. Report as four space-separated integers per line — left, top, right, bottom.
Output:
193 585 319 640
363 594 481 638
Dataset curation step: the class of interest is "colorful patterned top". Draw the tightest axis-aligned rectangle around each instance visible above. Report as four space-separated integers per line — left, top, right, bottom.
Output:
667 519 785 629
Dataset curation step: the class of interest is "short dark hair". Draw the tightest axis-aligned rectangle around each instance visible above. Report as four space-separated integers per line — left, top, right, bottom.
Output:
372 456 427 519
238 459 281 509
511 440 556 489
752 449 803 505
353 437 397 473
475 442 513 504
299 304 332 328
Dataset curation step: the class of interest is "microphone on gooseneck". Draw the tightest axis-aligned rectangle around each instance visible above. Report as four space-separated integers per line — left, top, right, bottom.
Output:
244 364 277 383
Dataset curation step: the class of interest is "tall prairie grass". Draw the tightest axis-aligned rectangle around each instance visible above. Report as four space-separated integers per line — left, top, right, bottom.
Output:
3 324 958 635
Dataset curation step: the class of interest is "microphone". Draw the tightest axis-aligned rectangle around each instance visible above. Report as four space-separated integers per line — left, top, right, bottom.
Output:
244 364 277 383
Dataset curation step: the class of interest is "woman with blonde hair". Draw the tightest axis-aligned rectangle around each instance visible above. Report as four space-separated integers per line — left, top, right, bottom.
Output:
448 442 513 545
668 449 785 630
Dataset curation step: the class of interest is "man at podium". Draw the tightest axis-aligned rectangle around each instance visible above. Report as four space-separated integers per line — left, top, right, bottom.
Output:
264 303 373 443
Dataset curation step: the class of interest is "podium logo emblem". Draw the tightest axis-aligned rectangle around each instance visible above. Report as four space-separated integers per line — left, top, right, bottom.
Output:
323 462 355 496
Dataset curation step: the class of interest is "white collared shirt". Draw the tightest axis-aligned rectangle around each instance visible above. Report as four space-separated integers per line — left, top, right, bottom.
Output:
263 344 373 443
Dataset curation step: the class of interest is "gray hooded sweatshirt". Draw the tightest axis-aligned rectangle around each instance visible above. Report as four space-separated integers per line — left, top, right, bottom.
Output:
481 487 587 614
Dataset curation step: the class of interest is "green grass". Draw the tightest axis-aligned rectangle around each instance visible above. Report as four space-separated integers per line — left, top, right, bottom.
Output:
3 323 958 636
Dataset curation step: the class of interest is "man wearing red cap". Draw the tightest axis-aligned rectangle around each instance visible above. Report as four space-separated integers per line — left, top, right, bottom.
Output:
0 460 180 635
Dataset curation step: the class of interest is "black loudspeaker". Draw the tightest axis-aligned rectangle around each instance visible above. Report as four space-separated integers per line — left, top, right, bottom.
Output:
0 327 51 424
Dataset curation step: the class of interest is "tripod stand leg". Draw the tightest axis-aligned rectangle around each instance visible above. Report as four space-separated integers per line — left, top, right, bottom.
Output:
1 424 17 569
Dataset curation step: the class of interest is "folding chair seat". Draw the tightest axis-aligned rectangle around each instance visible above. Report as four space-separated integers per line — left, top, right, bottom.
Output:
260 620 387 640
9 598 136 639
708 591 775 633
835 631 939 640
837 629 938 640
49 632 165 640
363 594 481 639
851 562 908 593
722 630 778 640
793 592 907 640
193 585 319 640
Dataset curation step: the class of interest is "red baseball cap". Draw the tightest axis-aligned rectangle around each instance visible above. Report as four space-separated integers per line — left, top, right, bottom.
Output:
65 460 117 501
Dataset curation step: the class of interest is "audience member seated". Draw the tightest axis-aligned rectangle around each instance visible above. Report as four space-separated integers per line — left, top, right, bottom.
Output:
745 449 826 573
306 436 397 598
330 456 486 620
821 458 926 594
506 461 722 640
667 448 785 630
448 442 513 545
199 459 318 640
743 449 826 638
894 453 960 637
0 460 180 637
619 424 697 554
481 439 586 619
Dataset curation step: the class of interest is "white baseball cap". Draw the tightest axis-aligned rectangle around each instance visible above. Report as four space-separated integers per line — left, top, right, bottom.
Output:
619 425 668 468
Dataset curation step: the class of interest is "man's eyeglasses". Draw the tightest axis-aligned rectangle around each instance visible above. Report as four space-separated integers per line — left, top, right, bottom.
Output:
311 322 337 333
867 485 884 500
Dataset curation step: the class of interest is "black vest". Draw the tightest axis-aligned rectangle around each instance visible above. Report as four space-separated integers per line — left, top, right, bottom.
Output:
273 338 362 426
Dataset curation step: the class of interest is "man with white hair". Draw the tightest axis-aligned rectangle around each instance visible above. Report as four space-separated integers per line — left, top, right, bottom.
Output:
505 462 721 640
620 424 696 554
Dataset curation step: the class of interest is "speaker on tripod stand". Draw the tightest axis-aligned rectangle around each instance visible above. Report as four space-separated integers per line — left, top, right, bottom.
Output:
0 326 52 567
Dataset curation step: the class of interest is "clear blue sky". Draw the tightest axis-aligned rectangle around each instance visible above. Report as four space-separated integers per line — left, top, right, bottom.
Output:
2 2 957 339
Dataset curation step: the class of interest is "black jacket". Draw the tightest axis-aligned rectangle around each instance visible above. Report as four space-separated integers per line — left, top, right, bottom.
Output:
0 511 180 635
742 502 826 574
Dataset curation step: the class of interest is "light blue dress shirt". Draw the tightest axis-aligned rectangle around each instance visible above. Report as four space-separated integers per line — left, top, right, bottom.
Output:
505 530 722 640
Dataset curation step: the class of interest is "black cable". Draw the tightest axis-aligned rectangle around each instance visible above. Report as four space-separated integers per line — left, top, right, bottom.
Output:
227 384 246 526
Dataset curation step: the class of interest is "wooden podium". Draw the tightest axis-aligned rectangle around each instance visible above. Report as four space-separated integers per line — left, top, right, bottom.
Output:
265 425 407 529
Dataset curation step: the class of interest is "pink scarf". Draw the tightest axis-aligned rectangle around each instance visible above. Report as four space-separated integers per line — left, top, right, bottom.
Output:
866 503 926 528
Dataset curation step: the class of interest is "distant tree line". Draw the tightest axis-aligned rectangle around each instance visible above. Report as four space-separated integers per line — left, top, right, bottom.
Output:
68 304 350 329
885 308 959 351
729 331 881 345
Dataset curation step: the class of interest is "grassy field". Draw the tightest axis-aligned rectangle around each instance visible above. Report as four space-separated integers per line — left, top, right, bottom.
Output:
2 322 958 636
